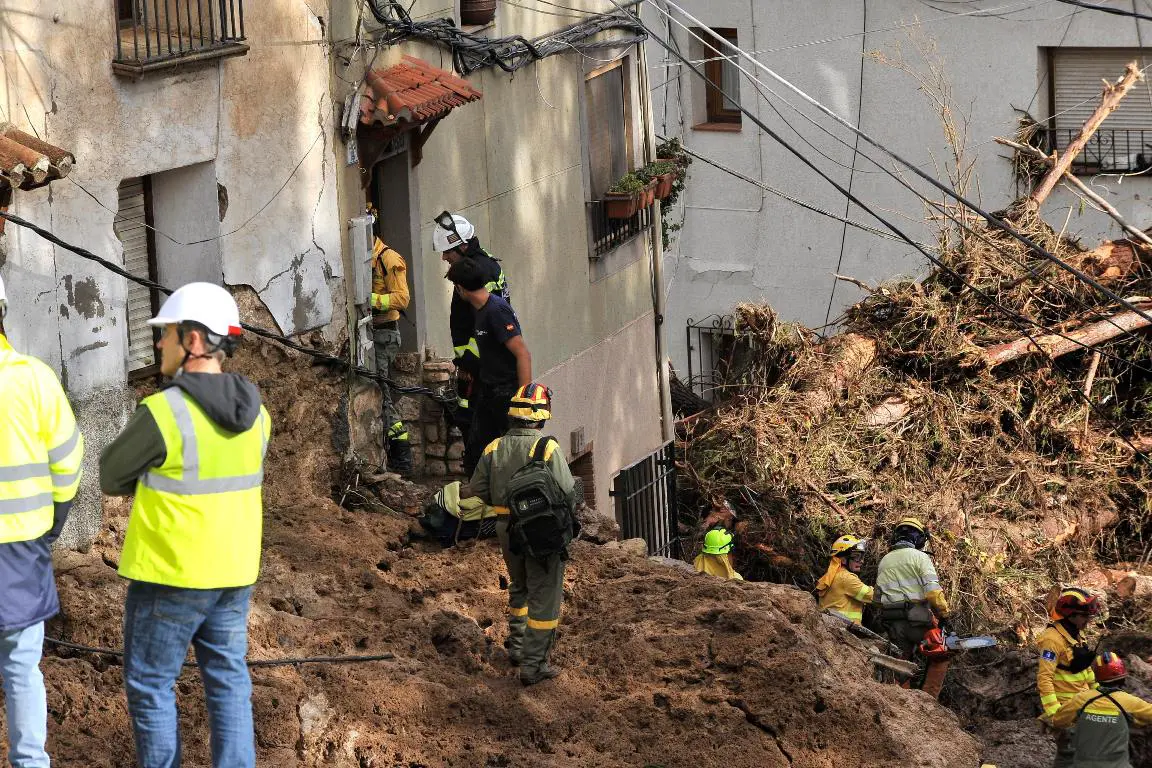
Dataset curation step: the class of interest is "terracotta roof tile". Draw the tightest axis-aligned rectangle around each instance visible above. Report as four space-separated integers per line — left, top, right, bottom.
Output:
0 124 74 190
360 56 482 128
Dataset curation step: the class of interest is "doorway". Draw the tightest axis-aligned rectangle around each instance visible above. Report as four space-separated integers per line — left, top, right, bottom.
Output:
370 141 421 353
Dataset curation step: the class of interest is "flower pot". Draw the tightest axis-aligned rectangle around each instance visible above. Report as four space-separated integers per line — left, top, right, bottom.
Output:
655 172 675 200
643 181 657 207
460 0 496 25
604 192 640 219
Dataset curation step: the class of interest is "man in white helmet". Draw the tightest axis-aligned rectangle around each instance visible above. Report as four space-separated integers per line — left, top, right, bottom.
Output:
99 282 270 768
0 271 85 767
432 211 509 466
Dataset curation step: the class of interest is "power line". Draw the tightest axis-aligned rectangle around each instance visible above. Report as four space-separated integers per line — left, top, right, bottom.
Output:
656 0 1152 336
617 0 1152 458
0 210 456 404
1052 0 1152 20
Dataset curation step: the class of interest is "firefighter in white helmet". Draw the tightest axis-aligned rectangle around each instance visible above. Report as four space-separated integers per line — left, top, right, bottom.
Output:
432 211 510 471
0 271 85 767
100 282 270 768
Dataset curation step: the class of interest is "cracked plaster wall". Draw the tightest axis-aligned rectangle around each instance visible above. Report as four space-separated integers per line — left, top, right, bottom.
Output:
652 0 1152 376
0 0 343 548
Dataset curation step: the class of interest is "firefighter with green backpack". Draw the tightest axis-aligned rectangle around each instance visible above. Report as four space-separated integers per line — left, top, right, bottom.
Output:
466 383 577 686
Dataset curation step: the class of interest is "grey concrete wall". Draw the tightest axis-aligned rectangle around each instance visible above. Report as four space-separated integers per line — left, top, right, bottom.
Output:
0 0 344 547
651 0 1152 375
151 161 224 288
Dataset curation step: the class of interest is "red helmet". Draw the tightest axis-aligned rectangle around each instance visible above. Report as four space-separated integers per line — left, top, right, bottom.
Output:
1053 587 1101 620
1093 652 1127 684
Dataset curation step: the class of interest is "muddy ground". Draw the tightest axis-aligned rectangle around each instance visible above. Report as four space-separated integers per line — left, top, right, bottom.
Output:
6 339 1136 767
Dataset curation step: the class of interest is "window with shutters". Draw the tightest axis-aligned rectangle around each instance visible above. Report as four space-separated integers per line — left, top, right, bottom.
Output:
1046 48 1152 174
114 177 161 377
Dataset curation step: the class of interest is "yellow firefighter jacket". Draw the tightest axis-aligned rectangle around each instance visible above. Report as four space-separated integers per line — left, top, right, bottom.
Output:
369 239 410 323
818 568 874 623
693 553 743 580
1036 621 1098 717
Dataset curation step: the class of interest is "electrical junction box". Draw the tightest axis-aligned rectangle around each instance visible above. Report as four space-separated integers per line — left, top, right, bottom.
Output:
348 215 375 307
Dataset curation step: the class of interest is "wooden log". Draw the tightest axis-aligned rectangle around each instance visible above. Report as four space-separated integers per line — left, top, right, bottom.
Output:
793 333 877 425
1031 62 1143 206
864 396 913 428
982 299 1152 368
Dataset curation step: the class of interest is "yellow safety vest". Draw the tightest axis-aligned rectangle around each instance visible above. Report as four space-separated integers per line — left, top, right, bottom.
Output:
119 387 270 588
0 334 84 543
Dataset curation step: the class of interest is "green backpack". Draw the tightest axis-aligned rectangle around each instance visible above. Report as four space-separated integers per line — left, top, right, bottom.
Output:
505 437 576 559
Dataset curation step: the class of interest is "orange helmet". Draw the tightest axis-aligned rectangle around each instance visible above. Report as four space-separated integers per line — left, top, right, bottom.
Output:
1093 652 1127 684
507 383 552 422
1052 587 1101 620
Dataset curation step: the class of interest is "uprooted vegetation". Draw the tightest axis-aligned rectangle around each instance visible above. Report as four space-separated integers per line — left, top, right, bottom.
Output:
678 199 1152 635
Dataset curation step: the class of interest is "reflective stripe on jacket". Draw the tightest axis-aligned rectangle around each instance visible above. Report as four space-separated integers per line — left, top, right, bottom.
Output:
1036 622 1098 717
875 545 950 616
1051 687 1152 766
0 334 84 543
119 387 270 588
369 239 410 321
818 569 873 623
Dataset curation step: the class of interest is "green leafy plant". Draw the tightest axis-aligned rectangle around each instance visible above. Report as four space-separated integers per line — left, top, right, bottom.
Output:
655 139 692 247
608 172 646 195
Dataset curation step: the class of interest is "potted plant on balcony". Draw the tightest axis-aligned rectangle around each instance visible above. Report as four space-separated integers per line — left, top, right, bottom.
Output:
646 160 678 200
604 172 646 219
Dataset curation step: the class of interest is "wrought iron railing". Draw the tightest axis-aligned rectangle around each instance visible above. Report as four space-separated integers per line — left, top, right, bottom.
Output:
1038 128 1152 175
612 441 679 558
685 314 736 400
587 199 654 258
113 0 249 77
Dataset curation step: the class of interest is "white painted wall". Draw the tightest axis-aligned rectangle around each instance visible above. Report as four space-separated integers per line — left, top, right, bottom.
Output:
650 0 1152 376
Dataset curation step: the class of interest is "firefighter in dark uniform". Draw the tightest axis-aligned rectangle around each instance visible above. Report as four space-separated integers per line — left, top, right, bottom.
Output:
432 211 508 458
368 205 412 474
466 384 576 686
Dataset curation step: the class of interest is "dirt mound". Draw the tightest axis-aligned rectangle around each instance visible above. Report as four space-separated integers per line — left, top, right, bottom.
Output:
23 337 986 767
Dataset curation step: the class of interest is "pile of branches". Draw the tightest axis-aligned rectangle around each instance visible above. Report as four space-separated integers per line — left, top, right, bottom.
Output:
679 64 1152 635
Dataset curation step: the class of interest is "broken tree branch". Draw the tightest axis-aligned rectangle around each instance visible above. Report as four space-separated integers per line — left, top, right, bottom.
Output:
1031 61 1143 206
997 137 1152 249
982 298 1152 367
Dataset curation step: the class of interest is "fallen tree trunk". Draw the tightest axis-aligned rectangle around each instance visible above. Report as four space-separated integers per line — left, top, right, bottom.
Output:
982 299 1152 367
793 333 877 425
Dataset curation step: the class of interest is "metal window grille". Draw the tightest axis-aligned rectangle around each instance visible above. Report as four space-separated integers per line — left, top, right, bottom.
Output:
1038 128 1152 175
685 314 736 400
113 0 249 78
588 199 654 258
612 441 679 557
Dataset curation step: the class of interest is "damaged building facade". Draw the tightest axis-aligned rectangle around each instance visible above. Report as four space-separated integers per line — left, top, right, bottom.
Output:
0 0 672 544
650 0 1152 381
0 0 343 547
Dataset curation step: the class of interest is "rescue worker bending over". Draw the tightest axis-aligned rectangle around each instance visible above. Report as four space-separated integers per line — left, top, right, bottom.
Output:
1051 652 1152 768
0 272 85 768
817 535 873 624
432 212 509 455
875 518 951 660
1038 586 1102 768
467 384 576 687
100 283 271 768
693 527 742 580
445 257 531 476
367 204 412 475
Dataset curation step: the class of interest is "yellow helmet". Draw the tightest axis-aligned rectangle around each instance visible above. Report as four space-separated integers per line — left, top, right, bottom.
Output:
830 535 867 557
896 517 927 534
702 527 735 555
508 383 552 422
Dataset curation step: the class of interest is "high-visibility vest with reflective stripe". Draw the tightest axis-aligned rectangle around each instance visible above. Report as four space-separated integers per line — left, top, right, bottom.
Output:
0 335 84 543
119 387 270 588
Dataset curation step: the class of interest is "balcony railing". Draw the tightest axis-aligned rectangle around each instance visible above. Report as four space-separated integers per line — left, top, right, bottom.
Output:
113 0 249 78
588 199 654 258
1039 128 1152 175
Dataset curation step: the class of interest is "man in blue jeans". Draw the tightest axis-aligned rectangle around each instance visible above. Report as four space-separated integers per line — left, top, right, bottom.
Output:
0 273 85 767
100 283 270 768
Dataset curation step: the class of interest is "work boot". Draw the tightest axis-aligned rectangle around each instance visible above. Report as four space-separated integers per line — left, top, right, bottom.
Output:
520 666 560 687
387 430 413 477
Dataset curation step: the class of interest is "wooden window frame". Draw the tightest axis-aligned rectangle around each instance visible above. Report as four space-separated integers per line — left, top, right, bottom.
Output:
583 58 635 201
702 28 741 126
125 176 162 381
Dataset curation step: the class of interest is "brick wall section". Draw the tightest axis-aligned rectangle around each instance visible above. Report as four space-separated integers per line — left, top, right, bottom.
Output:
420 358 466 477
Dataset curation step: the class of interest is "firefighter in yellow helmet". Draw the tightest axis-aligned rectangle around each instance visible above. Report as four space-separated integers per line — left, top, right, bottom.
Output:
876 517 950 660
0 271 85 767
694 527 742 580
99 282 271 766
817 535 873 624
1037 586 1102 768
365 203 413 475
467 383 576 686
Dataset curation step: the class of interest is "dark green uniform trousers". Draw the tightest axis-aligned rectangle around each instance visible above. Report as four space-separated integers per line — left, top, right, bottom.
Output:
496 518 565 679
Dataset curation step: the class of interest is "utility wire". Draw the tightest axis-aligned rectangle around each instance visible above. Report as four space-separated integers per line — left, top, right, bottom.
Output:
616 0 1152 459
1052 0 1152 20
656 0 1152 337
44 636 395 669
0 210 456 405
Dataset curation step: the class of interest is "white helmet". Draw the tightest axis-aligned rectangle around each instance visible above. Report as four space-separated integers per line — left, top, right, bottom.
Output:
0 271 6 318
148 282 242 338
432 213 475 252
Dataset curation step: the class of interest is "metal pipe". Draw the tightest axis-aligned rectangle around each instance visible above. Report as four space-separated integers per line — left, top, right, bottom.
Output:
185 0 195 49
196 0 205 47
207 0 216 45
142 0 152 58
228 0 238 40
175 0 185 53
237 0 244 38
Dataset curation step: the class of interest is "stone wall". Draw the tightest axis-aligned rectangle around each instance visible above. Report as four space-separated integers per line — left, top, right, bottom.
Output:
418 358 465 478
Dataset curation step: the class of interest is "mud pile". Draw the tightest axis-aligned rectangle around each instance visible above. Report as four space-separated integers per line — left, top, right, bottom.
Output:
27 338 985 767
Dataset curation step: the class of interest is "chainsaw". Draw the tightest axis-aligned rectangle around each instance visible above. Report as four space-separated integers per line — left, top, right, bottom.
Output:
945 633 998 651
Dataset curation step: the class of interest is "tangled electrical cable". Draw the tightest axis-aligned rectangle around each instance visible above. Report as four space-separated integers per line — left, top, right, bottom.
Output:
0 210 456 407
365 0 646 75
